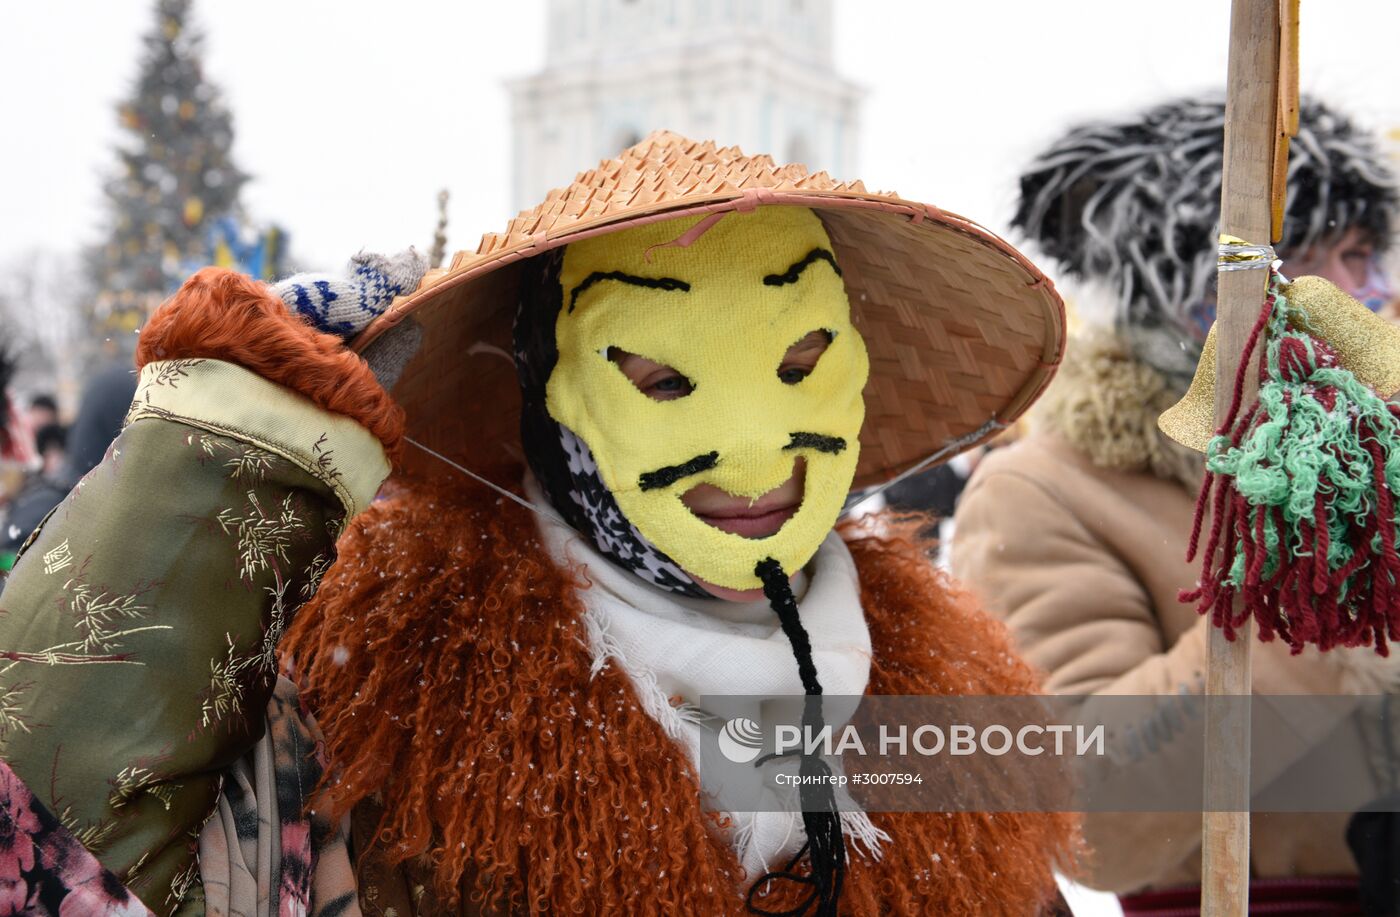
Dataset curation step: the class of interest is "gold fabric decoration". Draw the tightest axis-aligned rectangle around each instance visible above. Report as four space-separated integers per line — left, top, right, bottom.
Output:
1159 275 1400 452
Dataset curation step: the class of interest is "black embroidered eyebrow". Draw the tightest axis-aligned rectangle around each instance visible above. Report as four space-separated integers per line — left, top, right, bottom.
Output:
762 248 843 287
568 271 690 313
638 451 719 492
784 432 847 454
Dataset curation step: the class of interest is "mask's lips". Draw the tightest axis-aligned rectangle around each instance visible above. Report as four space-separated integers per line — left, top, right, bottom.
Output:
690 502 800 539
682 466 805 540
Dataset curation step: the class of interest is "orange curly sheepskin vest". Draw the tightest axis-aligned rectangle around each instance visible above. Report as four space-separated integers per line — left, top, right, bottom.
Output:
283 479 1079 916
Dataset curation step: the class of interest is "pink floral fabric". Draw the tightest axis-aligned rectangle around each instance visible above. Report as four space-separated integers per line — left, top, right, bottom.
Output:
0 761 153 916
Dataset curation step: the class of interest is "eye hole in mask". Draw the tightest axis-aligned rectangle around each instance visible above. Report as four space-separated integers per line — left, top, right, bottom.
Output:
778 329 834 384
606 346 695 401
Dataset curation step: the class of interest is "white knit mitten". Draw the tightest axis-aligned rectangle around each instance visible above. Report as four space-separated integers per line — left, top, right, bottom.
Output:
274 249 427 390
274 249 427 339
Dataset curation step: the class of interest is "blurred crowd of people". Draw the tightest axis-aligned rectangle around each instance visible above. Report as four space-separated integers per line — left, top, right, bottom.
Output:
0 353 136 568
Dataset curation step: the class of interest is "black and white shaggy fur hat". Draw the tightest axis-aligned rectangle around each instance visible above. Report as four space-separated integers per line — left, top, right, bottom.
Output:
1014 95 1398 384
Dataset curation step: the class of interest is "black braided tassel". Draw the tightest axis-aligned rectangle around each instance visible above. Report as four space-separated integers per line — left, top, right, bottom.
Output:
746 558 846 917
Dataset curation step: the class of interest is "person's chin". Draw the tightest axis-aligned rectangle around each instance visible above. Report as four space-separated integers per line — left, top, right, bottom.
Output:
690 574 767 602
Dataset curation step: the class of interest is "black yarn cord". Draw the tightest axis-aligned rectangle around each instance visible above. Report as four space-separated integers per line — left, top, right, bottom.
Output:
746 558 847 917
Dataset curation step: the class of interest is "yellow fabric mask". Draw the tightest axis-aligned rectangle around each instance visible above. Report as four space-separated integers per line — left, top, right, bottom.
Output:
546 207 869 592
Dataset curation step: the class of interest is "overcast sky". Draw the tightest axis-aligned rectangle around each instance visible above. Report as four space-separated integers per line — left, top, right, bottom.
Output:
3 1 1398 272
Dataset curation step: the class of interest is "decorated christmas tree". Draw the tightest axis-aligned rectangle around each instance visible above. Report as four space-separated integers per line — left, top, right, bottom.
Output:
87 0 247 331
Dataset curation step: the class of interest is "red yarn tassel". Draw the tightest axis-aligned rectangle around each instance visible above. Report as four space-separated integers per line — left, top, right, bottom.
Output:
1180 283 1400 656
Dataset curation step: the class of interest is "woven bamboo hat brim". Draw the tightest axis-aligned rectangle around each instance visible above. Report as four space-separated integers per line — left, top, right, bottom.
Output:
354 131 1066 489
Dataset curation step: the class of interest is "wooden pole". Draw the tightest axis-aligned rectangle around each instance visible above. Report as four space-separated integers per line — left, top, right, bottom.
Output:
1201 1 1281 913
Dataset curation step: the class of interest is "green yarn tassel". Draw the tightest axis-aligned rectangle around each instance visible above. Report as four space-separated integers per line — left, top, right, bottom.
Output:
1183 269 1400 654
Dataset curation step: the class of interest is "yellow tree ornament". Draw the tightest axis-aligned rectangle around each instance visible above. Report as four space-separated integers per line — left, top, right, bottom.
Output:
182 196 204 227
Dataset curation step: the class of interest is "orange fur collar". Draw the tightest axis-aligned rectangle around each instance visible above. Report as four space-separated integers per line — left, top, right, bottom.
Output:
283 481 1079 915
137 268 404 461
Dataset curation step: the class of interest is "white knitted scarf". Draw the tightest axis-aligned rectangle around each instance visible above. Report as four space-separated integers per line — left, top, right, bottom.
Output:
526 475 889 877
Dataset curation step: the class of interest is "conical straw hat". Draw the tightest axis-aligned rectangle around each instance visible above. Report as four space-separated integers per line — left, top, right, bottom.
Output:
354 131 1066 489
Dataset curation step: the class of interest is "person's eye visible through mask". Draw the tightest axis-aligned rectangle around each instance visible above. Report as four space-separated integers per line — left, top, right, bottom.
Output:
610 329 833 401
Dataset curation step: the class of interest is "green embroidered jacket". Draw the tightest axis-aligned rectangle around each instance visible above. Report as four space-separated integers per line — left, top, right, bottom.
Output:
0 357 390 915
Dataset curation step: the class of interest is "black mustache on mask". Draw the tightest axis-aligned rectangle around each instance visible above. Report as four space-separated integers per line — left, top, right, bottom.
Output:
637 433 847 492
638 451 719 491
784 432 847 454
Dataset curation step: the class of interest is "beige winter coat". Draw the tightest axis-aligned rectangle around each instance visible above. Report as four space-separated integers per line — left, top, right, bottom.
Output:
951 334 1388 894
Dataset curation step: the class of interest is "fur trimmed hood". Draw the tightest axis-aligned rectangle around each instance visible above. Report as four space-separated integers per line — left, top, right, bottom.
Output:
1032 331 1203 489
